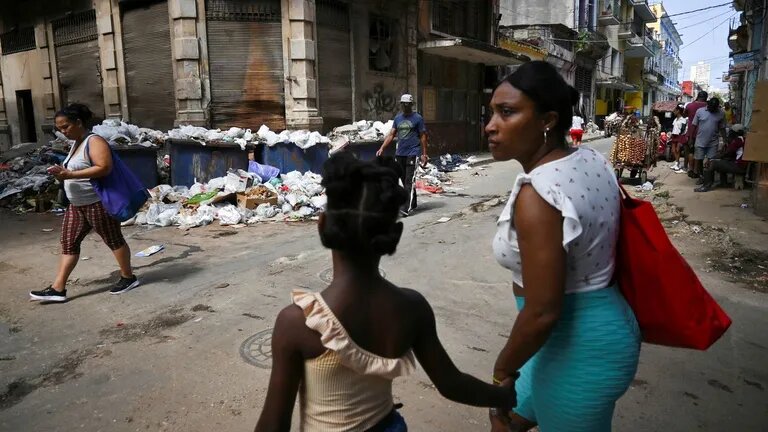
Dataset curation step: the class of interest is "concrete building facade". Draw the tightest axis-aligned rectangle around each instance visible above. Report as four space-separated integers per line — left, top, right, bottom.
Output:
0 0 521 155
690 61 712 92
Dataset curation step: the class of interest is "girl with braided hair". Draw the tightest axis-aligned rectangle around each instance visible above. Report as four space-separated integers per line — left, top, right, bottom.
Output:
255 152 516 432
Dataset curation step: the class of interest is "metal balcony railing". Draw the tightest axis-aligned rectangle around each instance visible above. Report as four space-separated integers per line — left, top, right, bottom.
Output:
598 0 621 25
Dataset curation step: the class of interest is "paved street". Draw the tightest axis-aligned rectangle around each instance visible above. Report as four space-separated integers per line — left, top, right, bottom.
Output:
1 137 767 431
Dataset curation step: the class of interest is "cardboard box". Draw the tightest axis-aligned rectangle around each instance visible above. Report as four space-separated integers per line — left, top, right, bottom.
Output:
744 131 768 162
236 193 278 209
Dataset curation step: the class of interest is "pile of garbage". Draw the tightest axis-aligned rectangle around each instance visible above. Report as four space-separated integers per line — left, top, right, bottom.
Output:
92 119 165 147
167 124 331 151
431 154 476 173
0 145 65 210
126 168 327 229
327 120 393 154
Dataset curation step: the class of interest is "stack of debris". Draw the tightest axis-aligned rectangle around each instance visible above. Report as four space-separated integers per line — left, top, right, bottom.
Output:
126 169 327 229
327 120 393 154
0 145 65 211
167 124 331 151
92 119 164 147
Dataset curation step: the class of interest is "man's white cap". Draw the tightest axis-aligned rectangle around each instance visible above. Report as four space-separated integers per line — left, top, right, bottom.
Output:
731 123 745 133
400 94 414 103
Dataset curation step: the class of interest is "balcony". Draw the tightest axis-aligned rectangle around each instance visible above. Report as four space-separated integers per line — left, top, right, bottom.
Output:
625 27 654 58
643 71 658 84
618 23 634 40
598 0 621 26
631 0 656 23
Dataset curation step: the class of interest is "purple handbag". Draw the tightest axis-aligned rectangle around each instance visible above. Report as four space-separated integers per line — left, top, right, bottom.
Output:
86 140 150 222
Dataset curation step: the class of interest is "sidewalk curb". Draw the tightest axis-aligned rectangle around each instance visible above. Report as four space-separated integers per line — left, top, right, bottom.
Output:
465 133 608 168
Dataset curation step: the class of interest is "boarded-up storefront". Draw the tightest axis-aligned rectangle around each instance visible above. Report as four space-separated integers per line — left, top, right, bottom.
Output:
206 0 285 130
317 0 352 132
121 0 176 130
52 10 105 121
418 53 482 154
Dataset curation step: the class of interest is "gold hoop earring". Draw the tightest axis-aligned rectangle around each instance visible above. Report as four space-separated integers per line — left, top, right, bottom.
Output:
544 128 549 143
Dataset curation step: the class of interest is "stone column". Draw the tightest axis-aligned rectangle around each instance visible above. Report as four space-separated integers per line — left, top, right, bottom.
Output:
405 1 418 97
96 0 125 120
284 0 323 130
35 22 57 129
169 0 206 126
0 61 9 151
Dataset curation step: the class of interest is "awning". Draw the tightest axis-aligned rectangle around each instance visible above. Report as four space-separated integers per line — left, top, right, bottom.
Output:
418 38 527 66
596 78 636 91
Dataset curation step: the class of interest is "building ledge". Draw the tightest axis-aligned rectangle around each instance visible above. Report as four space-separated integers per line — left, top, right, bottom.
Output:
418 38 527 66
632 0 656 22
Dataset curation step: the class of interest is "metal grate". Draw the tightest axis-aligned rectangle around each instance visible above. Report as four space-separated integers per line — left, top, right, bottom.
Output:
575 66 592 94
52 10 98 47
205 0 281 22
0 27 36 55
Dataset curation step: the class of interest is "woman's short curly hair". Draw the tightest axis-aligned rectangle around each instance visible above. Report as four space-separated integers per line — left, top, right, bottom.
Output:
319 152 407 256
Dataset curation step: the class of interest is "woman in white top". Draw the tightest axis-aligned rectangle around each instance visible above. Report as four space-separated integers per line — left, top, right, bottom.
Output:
485 61 640 432
569 111 585 146
670 105 688 172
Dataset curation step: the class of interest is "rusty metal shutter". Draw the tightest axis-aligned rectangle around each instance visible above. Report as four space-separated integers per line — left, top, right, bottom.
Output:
317 0 352 131
121 0 176 130
206 0 285 130
52 10 105 120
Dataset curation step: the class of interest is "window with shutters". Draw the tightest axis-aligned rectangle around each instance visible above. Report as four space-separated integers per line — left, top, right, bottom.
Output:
575 67 591 94
1 27 35 55
369 15 397 73
431 0 488 41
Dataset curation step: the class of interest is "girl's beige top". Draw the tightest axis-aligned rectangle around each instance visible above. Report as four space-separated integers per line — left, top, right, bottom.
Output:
291 290 416 432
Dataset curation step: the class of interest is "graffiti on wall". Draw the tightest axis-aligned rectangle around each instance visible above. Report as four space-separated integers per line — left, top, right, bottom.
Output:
362 84 397 120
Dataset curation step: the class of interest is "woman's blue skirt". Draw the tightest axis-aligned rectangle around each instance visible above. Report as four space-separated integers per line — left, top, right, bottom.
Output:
513 285 641 431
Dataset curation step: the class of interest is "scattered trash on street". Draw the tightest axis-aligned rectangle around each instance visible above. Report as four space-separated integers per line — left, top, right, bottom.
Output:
436 217 452 223
136 245 165 257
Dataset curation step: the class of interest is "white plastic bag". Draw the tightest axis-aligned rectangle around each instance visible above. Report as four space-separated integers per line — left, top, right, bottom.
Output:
217 204 242 225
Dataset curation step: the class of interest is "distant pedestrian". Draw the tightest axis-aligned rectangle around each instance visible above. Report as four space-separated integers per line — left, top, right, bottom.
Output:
254 153 516 432
684 91 708 177
691 98 727 186
29 104 139 302
569 110 585 146
723 101 734 128
485 61 640 432
376 94 428 216
670 104 688 172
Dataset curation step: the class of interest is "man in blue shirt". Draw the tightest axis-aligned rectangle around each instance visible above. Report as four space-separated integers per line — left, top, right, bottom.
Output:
377 94 428 216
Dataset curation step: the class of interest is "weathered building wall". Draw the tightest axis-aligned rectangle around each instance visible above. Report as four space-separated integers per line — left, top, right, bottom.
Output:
500 0 576 28
351 0 415 123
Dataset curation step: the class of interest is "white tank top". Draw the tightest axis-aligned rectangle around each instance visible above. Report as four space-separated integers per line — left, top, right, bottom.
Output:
492 147 620 294
63 134 100 206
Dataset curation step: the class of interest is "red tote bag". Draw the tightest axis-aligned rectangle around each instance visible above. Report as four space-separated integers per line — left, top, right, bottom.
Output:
616 184 732 350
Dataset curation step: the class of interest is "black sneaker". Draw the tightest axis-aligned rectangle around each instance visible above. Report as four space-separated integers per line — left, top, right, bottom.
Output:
110 275 140 295
29 286 67 302
695 177 705 185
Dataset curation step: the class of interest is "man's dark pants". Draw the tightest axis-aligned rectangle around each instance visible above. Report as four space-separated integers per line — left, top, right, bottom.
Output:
396 156 418 213
702 159 746 188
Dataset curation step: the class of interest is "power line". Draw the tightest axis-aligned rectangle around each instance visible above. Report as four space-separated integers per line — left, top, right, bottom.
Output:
664 2 732 18
680 12 737 50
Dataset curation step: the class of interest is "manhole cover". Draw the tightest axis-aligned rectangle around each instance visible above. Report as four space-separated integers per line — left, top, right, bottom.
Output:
240 328 273 369
318 267 386 284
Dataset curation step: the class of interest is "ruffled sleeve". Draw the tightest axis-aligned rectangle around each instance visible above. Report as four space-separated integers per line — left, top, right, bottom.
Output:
292 290 417 380
497 172 583 252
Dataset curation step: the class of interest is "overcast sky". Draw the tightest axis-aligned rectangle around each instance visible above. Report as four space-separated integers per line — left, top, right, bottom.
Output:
659 0 735 91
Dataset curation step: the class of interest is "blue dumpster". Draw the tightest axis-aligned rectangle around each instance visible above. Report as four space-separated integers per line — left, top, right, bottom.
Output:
113 145 159 189
262 142 329 175
168 139 257 186
342 140 392 161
